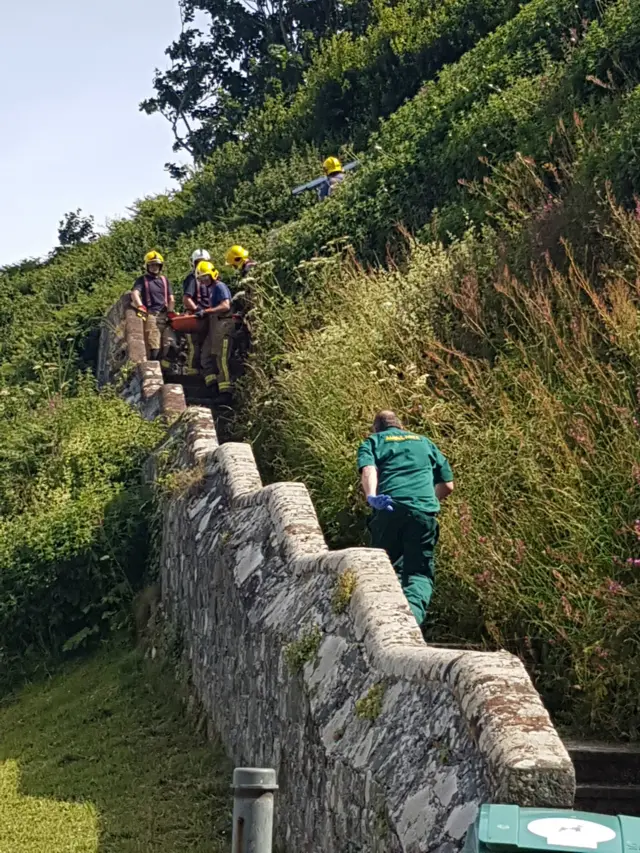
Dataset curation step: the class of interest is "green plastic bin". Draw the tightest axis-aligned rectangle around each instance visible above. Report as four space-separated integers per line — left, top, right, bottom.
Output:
463 805 640 853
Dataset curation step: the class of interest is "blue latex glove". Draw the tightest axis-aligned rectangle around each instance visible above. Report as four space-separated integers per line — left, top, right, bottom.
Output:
194 307 205 319
367 494 394 512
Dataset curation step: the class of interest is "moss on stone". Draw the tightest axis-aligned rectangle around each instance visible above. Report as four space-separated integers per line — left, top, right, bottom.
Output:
160 461 206 497
356 682 386 721
331 570 358 615
284 624 322 674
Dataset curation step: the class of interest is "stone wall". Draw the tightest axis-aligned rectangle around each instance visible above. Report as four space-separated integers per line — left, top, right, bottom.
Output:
148 407 575 853
97 292 186 421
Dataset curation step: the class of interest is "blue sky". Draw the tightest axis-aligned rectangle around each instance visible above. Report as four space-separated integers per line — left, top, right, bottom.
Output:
0 0 187 267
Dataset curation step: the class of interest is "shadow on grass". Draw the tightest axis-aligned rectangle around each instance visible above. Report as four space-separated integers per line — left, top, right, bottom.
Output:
0 640 232 853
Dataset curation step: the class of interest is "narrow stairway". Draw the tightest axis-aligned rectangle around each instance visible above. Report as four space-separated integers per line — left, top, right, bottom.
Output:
175 374 215 408
165 370 237 443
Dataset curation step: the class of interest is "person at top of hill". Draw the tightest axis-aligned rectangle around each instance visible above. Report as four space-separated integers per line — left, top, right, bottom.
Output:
182 249 213 375
195 261 235 398
224 244 257 340
318 156 346 201
225 245 257 278
130 251 176 365
357 410 454 627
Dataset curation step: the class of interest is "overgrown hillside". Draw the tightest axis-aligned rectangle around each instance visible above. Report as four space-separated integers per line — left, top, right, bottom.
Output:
2 0 640 736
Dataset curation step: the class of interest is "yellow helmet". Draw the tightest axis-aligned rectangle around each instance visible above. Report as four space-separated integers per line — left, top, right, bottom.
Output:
225 245 249 268
323 156 342 175
195 260 219 280
144 250 164 267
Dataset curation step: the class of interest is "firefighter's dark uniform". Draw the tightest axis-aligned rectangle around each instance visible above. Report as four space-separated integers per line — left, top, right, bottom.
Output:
201 280 234 391
318 171 345 200
239 259 257 277
357 427 453 626
182 272 211 375
233 260 257 326
132 274 176 361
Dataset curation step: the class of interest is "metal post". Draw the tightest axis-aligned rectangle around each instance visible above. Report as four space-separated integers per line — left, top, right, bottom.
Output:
231 767 278 853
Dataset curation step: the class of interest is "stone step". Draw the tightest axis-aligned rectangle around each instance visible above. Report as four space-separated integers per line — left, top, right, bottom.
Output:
184 395 214 408
565 741 640 817
566 741 640 786
574 784 640 817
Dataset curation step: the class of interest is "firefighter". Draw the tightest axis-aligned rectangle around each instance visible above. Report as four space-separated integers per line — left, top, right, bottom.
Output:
357 410 454 627
182 249 212 374
195 261 235 396
224 244 256 326
225 245 257 278
130 251 176 364
318 156 346 201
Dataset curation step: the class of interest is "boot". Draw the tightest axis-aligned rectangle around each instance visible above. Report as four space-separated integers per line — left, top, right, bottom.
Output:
149 349 160 361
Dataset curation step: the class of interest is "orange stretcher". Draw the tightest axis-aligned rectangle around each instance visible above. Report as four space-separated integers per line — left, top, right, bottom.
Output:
168 313 207 334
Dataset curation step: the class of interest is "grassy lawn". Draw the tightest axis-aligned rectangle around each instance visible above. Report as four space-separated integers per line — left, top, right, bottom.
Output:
0 641 232 853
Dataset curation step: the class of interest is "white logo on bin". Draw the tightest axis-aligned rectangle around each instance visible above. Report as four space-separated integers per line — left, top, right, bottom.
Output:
527 819 616 850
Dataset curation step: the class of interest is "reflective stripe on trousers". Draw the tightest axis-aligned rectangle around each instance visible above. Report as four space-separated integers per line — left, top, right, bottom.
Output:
201 315 235 388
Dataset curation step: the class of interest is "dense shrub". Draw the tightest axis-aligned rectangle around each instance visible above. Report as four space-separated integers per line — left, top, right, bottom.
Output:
157 0 528 236
0 379 162 686
264 0 640 280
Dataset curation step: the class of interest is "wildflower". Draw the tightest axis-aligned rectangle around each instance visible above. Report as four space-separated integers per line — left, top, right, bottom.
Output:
561 595 573 619
593 645 609 660
458 502 472 537
635 199 640 223
477 536 487 544
634 519 640 539
568 418 594 452
625 558 640 568
474 570 493 587
632 464 640 486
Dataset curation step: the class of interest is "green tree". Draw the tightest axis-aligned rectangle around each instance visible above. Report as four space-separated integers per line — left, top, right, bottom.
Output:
140 0 371 163
57 209 97 247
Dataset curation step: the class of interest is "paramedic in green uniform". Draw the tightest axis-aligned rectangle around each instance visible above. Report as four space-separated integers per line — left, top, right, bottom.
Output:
357 410 454 626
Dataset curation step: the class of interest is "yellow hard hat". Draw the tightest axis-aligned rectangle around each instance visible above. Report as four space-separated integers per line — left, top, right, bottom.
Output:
195 260 219 280
144 250 164 266
225 245 249 268
323 156 342 175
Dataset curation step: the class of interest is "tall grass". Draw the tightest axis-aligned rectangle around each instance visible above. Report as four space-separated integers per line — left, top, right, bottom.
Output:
243 197 640 737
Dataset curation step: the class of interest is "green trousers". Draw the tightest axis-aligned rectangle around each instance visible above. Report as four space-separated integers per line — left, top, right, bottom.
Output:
369 504 439 626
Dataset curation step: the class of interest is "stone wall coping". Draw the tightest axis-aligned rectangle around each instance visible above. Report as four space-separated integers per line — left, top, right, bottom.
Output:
175 407 575 805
